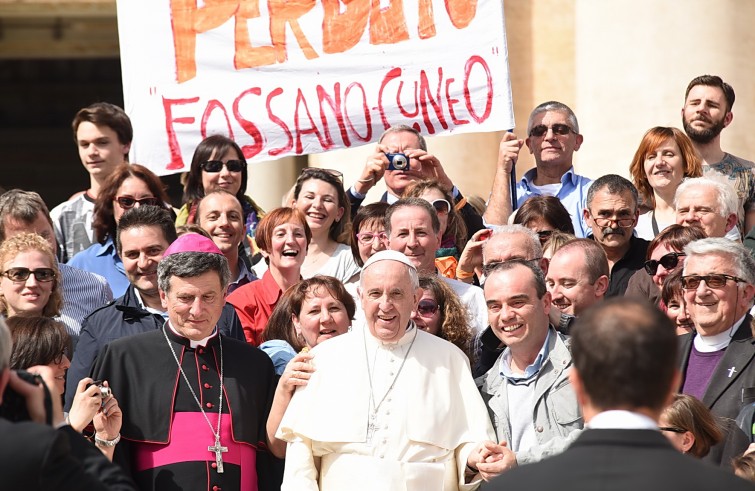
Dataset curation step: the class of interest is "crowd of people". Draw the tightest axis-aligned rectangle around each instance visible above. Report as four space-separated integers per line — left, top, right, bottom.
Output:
2 73 755 490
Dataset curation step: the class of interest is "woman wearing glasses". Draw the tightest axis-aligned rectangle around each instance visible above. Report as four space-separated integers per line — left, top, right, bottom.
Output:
404 179 467 278
659 394 722 459
289 168 360 283
629 127 703 240
411 274 474 363
178 135 265 260
69 163 173 296
350 202 390 267
626 224 706 307
0 233 62 318
8 316 124 461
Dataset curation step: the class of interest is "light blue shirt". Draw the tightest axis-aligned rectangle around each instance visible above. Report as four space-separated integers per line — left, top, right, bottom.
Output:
68 237 129 297
259 339 297 375
516 167 592 238
499 328 552 384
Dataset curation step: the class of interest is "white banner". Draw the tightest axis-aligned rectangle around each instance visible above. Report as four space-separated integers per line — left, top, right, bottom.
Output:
117 0 514 175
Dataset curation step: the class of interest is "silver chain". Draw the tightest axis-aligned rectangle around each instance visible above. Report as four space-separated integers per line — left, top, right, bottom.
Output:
162 323 224 444
363 326 417 420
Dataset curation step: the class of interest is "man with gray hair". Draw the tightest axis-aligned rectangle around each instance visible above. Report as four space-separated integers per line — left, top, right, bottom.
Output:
583 174 649 297
484 101 592 237
91 233 277 491
675 177 740 239
279 250 499 490
679 238 755 421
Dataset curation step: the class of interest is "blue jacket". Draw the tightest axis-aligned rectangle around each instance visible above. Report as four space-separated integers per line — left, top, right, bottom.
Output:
65 284 245 409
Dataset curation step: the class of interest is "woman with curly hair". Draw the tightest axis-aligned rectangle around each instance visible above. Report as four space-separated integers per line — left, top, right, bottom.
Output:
69 163 173 296
0 232 63 318
628 127 702 239
404 179 468 278
412 274 474 363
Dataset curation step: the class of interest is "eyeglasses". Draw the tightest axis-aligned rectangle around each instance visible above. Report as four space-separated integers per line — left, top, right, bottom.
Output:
681 274 746 290
53 349 68 365
587 211 635 228
528 123 575 137
356 231 387 244
658 426 686 434
115 196 161 209
300 167 344 182
644 252 685 276
1 267 56 282
200 159 246 173
431 199 451 215
535 230 554 244
417 299 439 316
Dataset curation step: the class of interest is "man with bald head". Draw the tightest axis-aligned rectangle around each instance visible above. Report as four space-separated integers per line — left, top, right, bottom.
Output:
279 250 497 490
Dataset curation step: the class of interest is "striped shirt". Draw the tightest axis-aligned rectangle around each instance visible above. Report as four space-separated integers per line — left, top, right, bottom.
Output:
57 262 113 344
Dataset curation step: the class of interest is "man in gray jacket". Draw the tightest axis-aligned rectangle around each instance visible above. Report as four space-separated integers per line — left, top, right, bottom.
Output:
478 259 583 471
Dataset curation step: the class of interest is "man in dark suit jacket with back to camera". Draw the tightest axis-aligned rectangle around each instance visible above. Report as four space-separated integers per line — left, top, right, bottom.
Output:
486 297 752 491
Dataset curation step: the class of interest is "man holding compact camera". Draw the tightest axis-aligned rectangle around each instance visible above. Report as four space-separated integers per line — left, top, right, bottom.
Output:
346 124 484 238
0 318 136 490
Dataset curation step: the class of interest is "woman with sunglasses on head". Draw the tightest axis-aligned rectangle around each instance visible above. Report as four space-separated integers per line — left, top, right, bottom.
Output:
513 195 575 246
178 134 265 260
403 179 468 278
68 163 173 297
8 316 123 461
285 168 360 284
0 233 62 318
626 224 706 307
227 207 311 346
411 274 474 363
629 127 703 240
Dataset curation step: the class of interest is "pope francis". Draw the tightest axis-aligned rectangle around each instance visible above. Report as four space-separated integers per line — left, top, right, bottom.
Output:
278 250 498 490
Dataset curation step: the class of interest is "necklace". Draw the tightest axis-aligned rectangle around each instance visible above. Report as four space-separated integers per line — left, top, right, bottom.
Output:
162 324 227 473
362 326 417 442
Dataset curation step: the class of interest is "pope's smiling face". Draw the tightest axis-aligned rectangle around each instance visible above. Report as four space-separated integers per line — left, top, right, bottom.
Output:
359 260 421 343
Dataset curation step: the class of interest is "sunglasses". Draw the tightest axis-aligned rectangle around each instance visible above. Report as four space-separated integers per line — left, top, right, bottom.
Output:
658 426 686 434
200 159 246 173
644 252 685 276
356 231 387 244
301 167 344 182
431 199 451 215
417 299 439 317
535 230 554 244
1 267 56 282
115 196 161 209
528 123 574 137
681 274 745 290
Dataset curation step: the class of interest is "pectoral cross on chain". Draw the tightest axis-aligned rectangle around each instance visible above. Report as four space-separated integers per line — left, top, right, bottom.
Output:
366 412 377 443
208 437 228 473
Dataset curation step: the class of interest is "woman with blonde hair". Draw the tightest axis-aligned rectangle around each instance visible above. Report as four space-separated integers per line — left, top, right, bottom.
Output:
0 232 62 318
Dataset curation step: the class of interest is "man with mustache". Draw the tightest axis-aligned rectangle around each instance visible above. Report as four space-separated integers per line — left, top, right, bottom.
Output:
64 206 245 409
682 75 755 235
583 175 648 297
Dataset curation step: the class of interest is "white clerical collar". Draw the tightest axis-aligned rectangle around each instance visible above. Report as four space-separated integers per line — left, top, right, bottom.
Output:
693 313 747 353
364 322 417 349
167 321 217 348
587 410 658 430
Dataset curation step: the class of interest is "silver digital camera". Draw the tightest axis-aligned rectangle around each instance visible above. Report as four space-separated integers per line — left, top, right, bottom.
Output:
386 152 409 171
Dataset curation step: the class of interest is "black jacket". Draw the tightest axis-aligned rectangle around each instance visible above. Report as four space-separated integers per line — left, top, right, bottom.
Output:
65 284 245 409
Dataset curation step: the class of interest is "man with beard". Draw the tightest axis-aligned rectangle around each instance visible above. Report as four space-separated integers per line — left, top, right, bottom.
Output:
583 175 648 297
682 75 755 235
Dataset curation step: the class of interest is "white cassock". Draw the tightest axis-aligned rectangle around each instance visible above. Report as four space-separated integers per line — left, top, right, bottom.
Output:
278 325 494 491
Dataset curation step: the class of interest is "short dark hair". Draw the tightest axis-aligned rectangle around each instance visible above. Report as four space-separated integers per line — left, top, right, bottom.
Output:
385 197 441 236
513 195 575 235
8 316 71 370
183 135 248 205
485 258 547 299
72 102 133 150
157 251 230 293
685 75 735 112
646 224 706 261
660 268 685 306
293 169 351 244
585 174 639 211
350 202 390 267
116 205 177 254
571 298 677 412
0 190 53 243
